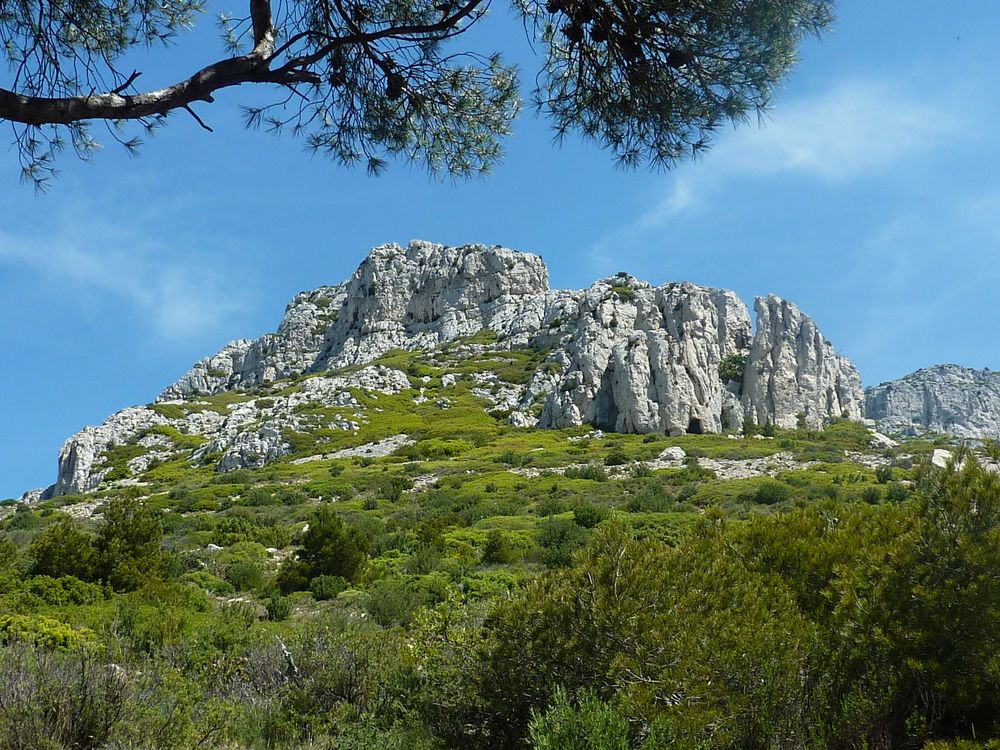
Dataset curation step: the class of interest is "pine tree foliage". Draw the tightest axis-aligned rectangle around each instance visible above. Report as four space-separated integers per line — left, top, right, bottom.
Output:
0 0 833 187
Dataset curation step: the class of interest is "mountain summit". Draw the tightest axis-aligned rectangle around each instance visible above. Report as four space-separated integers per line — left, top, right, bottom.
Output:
41 241 863 498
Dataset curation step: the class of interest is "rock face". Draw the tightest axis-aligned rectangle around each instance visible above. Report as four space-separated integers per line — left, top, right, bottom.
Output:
158 242 547 399
50 407 169 496
741 296 864 429
865 365 1000 439
523 277 753 436
160 286 346 399
317 241 549 368
46 365 412 497
41 241 865 497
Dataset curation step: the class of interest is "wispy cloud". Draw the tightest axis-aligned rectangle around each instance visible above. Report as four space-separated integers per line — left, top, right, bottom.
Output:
0 222 249 340
649 78 960 222
716 79 957 179
584 75 966 274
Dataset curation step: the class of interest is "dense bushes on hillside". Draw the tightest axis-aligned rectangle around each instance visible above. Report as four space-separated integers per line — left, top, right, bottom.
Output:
2 405 998 748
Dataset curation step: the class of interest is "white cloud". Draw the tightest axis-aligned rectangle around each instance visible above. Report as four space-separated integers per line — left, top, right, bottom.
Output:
715 79 958 181
643 77 960 226
584 75 969 274
0 225 248 340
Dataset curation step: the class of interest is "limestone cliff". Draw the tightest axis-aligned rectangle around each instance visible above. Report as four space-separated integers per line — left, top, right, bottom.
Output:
741 296 864 429
865 364 1000 439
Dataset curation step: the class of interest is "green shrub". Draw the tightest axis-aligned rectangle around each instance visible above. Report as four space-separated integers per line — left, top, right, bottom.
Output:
96 497 167 592
537 518 589 568
886 482 910 502
482 530 518 565
241 487 281 506
528 688 631 750
861 486 882 504
380 475 413 501
225 559 263 591
875 465 893 484
0 614 94 650
625 488 675 513
365 576 427 627
22 576 104 607
310 575 349 600
266 591 291 621
536 497 568 517
28 518 97 580
610 284 634 300
632 462 653 478
573 503 610 529
181 571 235 595
746 479 793 506
718 354 746 383
281 506 369 585
604 448 628 467
495 451 532 468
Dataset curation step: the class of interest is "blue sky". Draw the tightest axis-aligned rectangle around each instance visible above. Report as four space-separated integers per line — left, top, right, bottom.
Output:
1 1 998 498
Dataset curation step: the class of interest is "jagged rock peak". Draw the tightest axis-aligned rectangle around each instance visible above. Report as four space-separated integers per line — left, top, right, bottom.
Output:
525 280 753 436
865 364 1000 439
316 240 550 368
741 295 864 429
158 241 548 400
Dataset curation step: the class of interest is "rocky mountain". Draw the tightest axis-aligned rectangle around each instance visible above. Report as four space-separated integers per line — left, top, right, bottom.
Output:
39 241 863 498
865 364 1000 439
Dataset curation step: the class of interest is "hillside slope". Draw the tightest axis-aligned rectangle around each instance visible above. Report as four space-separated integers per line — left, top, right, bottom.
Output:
37 241 863 499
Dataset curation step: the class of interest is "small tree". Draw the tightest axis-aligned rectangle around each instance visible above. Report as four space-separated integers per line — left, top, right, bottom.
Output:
28 518 96 581
482 530 517 565
289 506 369 584
96 497 166 591
717 354 747 385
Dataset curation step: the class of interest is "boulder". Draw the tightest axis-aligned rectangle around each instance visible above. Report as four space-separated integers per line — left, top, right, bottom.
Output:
658 446 687 461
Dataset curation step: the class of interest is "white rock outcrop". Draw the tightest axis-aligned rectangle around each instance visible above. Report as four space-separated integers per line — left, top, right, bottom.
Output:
319 241 549 367
159 242 547 399
741 295 864 429
865 364 1000 439
49 407 169 496
524 279 753 436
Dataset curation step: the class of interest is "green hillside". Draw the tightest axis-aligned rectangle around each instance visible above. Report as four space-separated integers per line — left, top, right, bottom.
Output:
1 341 997 749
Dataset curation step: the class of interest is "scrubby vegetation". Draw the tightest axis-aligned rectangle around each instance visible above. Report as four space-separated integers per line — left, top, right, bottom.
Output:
2 347 997 749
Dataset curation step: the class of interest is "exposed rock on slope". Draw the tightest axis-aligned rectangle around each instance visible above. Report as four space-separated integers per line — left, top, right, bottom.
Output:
741 296 864 429
159 286 347 399
318 241 549 368
50 407 169 496
865 364 1000 438
159 242 547 399
43 241 863 497
48 365 409 497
